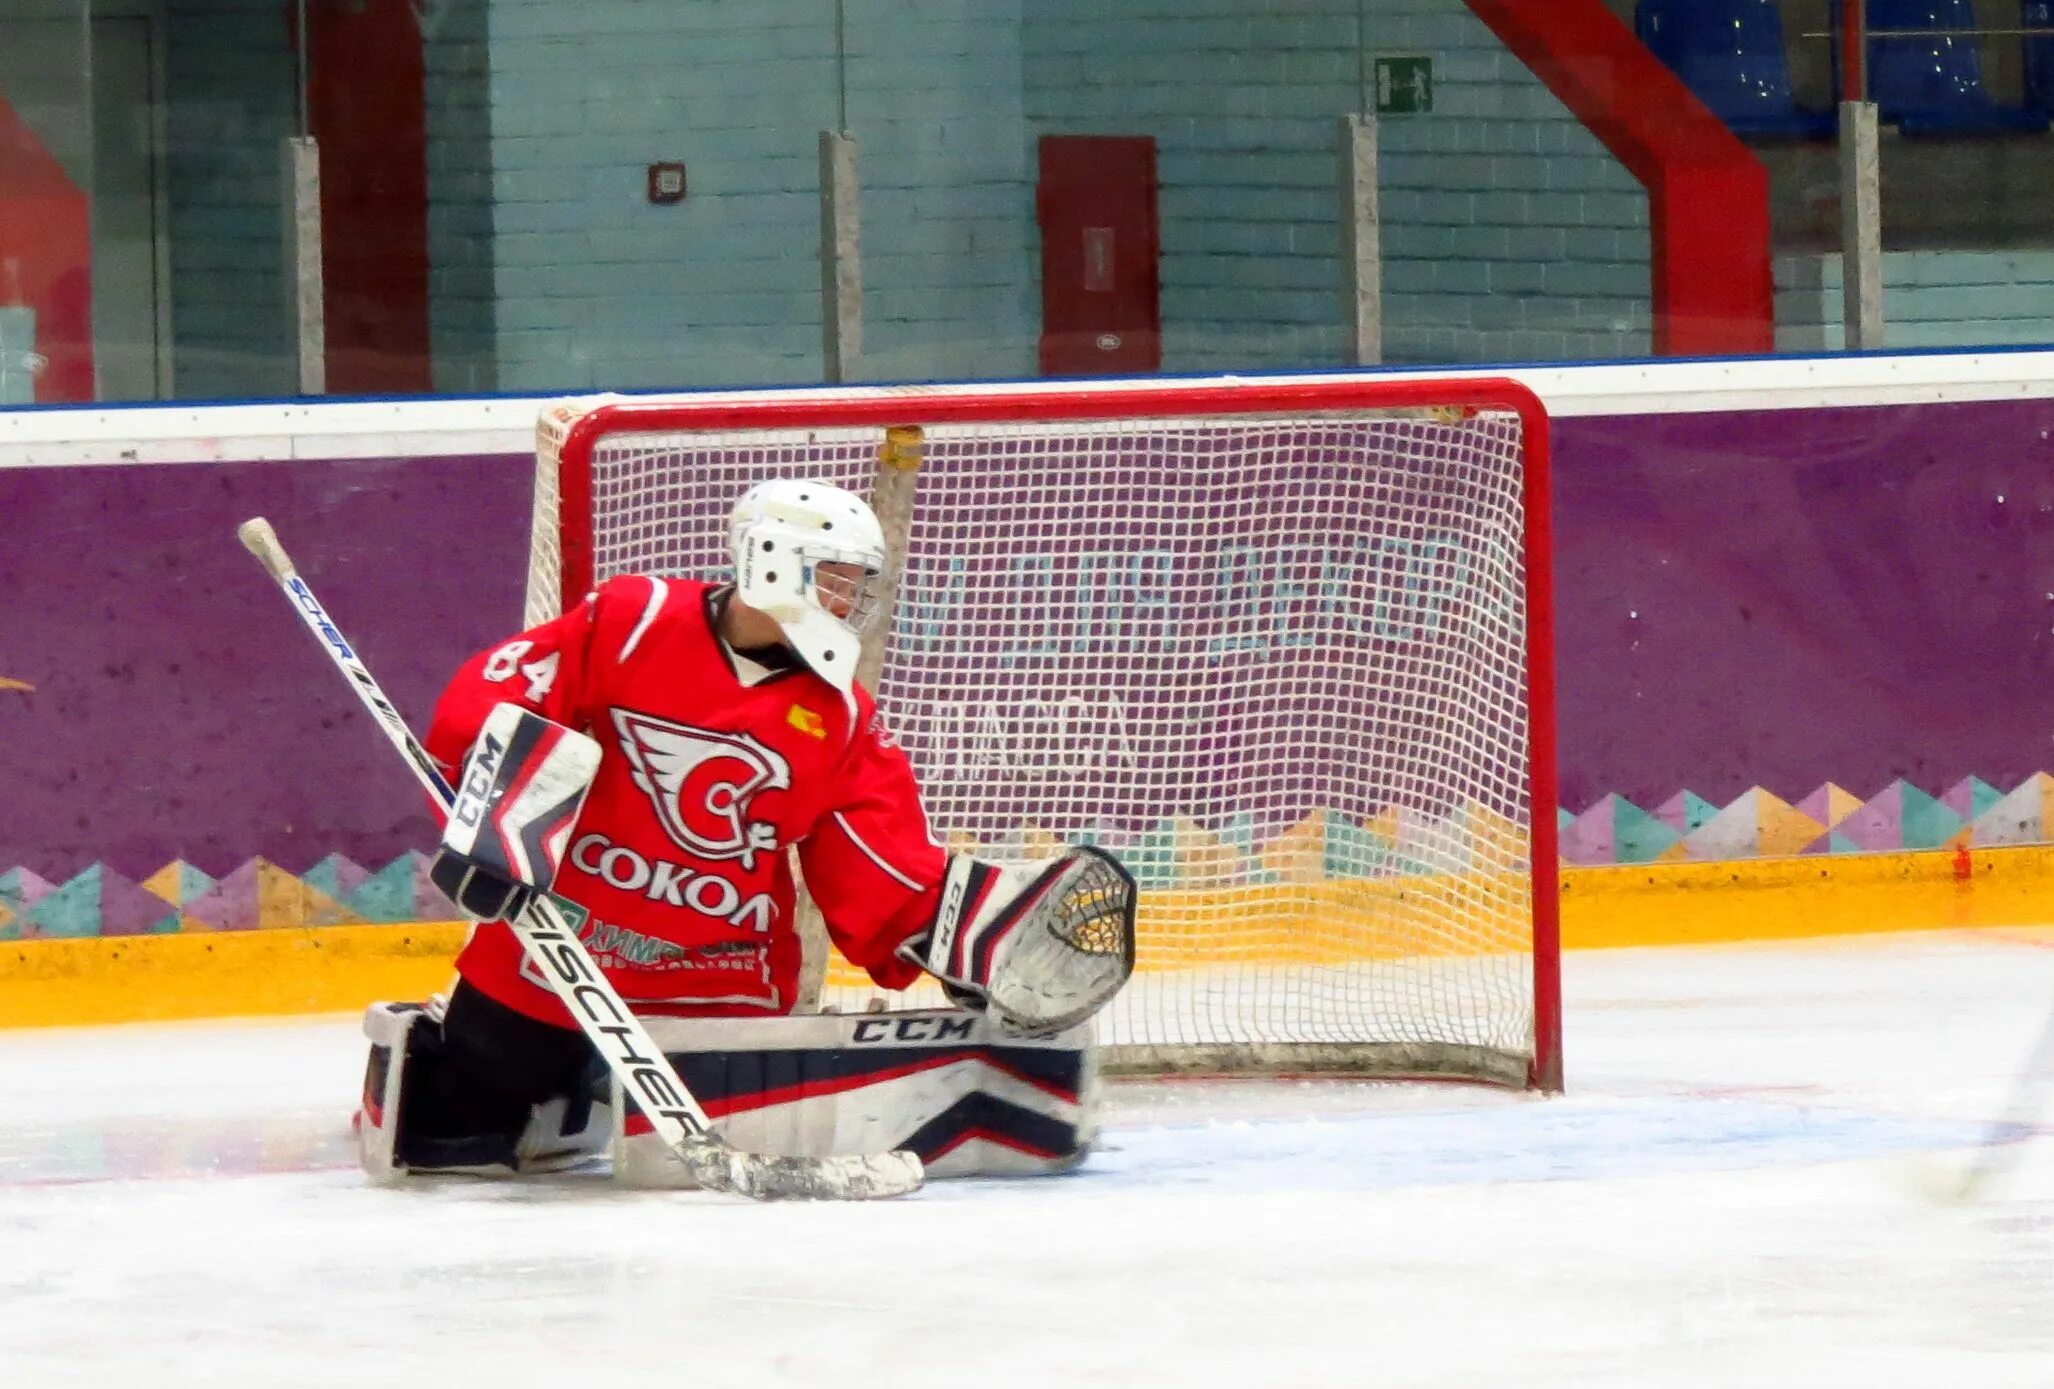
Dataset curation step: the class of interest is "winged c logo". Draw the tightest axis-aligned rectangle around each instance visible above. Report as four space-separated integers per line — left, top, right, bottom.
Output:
609 709 791 870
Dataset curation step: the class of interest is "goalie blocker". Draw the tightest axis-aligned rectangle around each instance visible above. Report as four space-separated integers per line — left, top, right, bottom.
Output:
428 701 599 924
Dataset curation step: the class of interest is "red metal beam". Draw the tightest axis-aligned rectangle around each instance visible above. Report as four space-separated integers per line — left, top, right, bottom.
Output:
0 92 95 402
1464 0 1775 356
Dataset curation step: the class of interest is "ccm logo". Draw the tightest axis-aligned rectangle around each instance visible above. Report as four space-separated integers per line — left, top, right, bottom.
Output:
451 734 504 829
852 1014 975 1044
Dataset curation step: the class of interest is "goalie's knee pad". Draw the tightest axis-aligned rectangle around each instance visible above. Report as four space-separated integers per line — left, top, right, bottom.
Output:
611 1009 1097 1188
355 1001 609 1181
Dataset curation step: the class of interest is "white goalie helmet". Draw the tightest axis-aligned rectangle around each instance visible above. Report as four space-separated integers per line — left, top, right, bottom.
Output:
727 478 888 692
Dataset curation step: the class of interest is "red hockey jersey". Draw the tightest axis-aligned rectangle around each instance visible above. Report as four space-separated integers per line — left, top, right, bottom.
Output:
425 576 943 1026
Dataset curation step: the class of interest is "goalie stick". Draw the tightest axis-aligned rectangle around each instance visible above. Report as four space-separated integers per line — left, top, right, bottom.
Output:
1911 998 2054 1206
236 516 923 1202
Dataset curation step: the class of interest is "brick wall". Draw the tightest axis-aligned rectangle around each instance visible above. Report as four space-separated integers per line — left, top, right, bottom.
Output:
421 0 497 394
475 0 1035 391
1024 1 1364 371
1372 0 1651 363
1777 251 2054 351
156 0 1652 393
164 0 296 400
1023 0 1650 369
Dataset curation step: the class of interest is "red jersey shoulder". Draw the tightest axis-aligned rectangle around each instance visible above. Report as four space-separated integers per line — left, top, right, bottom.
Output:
584 575 717 663
585 574 883 754
854 687 901 753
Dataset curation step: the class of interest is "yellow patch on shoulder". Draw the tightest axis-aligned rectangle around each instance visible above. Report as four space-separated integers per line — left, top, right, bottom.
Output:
0 676 33 693
786 704 827 739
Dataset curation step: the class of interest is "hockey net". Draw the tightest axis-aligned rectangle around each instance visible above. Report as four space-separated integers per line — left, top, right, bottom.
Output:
529 378 1560 1090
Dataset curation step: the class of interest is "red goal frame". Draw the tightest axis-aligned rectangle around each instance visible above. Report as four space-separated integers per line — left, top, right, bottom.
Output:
546 376 1562 1092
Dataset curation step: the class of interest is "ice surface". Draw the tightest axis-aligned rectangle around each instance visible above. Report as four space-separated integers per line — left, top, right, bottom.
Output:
2 930 2050 1387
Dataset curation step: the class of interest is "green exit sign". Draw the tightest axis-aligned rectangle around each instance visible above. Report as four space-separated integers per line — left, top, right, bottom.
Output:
1375 55 1434 115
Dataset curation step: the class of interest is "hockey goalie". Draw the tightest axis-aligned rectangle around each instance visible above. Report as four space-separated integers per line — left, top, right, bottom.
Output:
355 478 1137 1185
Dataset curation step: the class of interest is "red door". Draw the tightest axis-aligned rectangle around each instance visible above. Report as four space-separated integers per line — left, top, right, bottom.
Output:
1037 136 1160 376
307 0 431 394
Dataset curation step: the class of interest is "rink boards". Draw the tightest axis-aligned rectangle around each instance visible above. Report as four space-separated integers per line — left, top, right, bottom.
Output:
8 350 2054 1026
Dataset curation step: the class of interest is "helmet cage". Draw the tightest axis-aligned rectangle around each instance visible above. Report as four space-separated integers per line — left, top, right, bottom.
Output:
727 481 888 692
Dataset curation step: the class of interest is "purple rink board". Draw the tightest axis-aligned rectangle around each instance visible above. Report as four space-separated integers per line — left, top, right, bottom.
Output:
0 453 536 880
1 394 2052 882
1551 399 2054 812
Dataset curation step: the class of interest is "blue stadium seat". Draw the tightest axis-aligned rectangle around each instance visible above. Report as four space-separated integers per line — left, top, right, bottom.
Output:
2024 1 2054 112
1838 0 2050 134
1636 0 1836 139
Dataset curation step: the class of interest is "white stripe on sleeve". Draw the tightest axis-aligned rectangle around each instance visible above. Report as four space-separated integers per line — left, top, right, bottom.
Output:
831 810 928 891
618 577 668 663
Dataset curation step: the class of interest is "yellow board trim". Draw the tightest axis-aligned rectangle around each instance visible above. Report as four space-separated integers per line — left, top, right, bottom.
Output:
1 923 471 1028
6 845 2051 1028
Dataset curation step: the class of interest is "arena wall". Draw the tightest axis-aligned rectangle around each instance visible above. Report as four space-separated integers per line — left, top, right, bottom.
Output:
3 349 2052 1022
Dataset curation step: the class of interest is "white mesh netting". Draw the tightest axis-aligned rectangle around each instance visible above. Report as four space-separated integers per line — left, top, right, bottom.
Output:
530 393 1547 1084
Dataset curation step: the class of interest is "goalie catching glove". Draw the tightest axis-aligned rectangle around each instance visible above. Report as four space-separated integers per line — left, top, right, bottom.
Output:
430 703 601 922
900 847 1137 1034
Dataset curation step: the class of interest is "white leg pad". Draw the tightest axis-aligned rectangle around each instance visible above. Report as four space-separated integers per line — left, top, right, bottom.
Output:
355 1000 609 1180
513 1096 611 1174
612 1009 1097 1188
355 1001 428 1184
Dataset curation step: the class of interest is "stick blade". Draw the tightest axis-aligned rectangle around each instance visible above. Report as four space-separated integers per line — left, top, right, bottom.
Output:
1900 1149 2007 1207
727 1150 926 1202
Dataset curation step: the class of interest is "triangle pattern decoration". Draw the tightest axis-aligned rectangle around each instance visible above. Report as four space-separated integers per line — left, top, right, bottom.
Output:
1612 796 1683 865
20 866 102 938
1364 805 1403 847
23 773 2054 941
1794 783 1863 830
1122 821 1181 889
1324 814 1394 879
1444 801 1527 871
1169 815 1240 884
1941 776 2003 824
1755 790 1827 857
141 860 216 908
1 867 58 940
99 867 184 936
1968 773 2054 847
181 859 263 931
1677 792 1765 861
303 853 373 906
25 866 120 939
1679 789 1821 861
1897 780 1967 850
1215 811 1258 858
409 852 463 920
175 859 367 931
1799 828 1866 856
1652 790 1717 835
348 854 426 924
1014 823 1062 861
0 866 56 916
1559 797 1619 867
1260 811 1327 886
1833 784 1909 852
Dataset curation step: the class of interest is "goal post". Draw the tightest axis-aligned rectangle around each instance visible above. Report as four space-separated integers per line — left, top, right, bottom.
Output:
530 377 1562 1092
